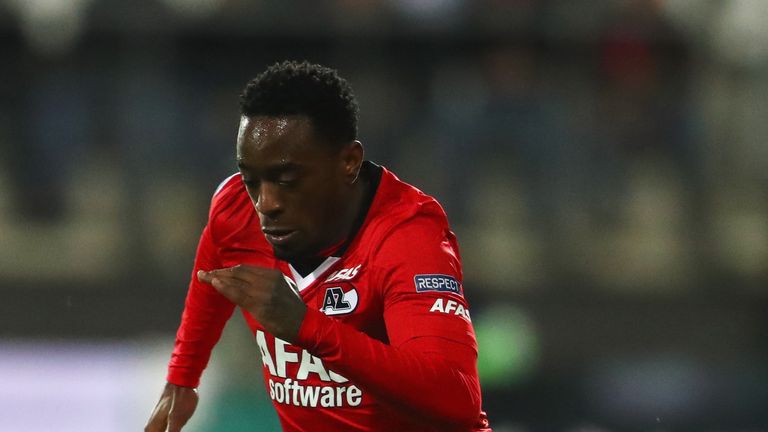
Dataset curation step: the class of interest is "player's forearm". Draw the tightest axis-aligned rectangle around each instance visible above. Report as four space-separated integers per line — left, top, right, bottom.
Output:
295 308 482 427
168 282 236 387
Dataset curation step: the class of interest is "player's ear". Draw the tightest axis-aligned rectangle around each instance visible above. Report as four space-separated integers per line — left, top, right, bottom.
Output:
340 140 363 184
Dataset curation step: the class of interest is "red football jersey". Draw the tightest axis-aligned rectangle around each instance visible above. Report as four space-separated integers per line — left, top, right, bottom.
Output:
168 163 491 431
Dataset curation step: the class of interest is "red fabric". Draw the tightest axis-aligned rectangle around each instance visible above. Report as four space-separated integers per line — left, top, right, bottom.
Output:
167 167 491 431
167 173 274 387
167 225 234 388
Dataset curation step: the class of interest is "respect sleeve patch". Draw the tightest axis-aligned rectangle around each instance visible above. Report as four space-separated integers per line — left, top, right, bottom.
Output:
414 274 462 296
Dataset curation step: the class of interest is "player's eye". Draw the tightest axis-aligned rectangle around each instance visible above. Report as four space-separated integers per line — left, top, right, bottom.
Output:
276 174 299 187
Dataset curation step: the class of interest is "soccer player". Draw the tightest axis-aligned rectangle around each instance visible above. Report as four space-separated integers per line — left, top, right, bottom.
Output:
145 61 492 432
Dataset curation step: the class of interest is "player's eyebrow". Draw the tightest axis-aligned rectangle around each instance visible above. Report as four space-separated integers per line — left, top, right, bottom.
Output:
237 160 301 175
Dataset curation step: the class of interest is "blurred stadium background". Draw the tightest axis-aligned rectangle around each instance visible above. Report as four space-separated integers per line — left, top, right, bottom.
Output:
1 0 767 431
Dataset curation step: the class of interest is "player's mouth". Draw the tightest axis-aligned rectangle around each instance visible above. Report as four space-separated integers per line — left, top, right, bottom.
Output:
262 227 298 246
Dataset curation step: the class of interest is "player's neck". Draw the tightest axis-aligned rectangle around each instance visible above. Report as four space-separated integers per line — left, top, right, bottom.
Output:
288 184 364 276
290 163 378 276
321 170 369 256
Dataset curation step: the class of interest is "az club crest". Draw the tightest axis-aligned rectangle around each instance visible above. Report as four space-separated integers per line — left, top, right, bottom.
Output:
320 284 358 316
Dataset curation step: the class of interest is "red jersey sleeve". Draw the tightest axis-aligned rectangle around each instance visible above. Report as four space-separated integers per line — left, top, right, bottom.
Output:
166 223 236 388
167 174 265 388
296 214 489 430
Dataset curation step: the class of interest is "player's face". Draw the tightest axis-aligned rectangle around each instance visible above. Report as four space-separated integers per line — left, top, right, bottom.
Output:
236 115 362 261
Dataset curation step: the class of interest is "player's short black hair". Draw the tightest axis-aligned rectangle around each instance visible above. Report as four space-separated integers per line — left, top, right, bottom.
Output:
240 61 359 146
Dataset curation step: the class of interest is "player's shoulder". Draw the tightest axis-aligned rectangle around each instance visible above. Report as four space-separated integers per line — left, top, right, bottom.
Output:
365 168 464 290
366 167 453 251
380 167 449 228
207 172 262 244
209 172 251 214
211 172 244 207
213 172 241 196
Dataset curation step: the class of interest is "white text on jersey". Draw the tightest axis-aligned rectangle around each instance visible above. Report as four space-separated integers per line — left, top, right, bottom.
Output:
325 265 361 282
257 330 363 408
429 298 471 322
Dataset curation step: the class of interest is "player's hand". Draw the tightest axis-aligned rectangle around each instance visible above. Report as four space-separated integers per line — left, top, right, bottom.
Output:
145 382 198 432
198 264 307 342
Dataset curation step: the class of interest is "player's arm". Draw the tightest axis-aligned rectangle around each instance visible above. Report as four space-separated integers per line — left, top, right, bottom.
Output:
147 174 259 432
145 223 236 432
166 224 238 387
295 217 484 428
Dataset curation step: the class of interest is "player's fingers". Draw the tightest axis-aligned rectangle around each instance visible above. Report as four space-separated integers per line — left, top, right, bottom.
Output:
196 269 215 284
198 268 248 286
201 272 250 291
229 263 278 277
208 275 250 305
219 264 281 281
202 268 274 292
197 269 240 285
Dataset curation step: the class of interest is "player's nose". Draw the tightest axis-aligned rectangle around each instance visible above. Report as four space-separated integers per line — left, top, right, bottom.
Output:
255 182 284 217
